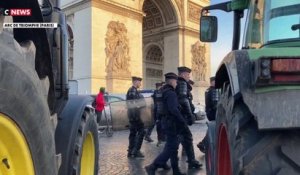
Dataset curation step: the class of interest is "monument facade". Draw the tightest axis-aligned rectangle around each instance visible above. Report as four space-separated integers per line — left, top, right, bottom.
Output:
62 0 210 103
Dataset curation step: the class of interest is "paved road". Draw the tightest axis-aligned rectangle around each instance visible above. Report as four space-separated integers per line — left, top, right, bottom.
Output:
98 121 208 175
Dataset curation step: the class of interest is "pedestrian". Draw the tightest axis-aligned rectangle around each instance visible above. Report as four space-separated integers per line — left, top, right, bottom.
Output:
176 66 202 169
126 76 146 158
197 76 219 152
95 87 106 127
145 72 186 175
144 82 166 145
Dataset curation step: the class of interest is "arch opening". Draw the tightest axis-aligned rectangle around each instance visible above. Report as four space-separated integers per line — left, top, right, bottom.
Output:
142 0 180 89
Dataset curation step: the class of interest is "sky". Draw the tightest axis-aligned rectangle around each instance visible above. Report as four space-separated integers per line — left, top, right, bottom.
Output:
209 0 246 75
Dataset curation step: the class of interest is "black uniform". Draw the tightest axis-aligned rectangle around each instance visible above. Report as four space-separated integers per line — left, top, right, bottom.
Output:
126 86 145 157
197 86 219 153
145 89 165 142
176 77 201 169
205 86 219 121
176 77 194 124
146 84 187 175
187 82 195 114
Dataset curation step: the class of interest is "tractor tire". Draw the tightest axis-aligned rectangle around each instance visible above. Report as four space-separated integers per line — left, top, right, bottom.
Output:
56 105 99 175
72 110 99 175
215 85 300 175
0 32 57 175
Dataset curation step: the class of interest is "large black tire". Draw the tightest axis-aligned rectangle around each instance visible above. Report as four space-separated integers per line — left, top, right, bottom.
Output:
56 98 99 175
0 32 57 174
215 85 300 175
72 110 99 175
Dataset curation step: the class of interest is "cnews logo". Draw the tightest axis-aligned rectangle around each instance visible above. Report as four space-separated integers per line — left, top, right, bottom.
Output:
0 8 32 16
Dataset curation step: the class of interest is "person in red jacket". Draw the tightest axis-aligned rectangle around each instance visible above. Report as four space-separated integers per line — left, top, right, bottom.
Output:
96 87 106 126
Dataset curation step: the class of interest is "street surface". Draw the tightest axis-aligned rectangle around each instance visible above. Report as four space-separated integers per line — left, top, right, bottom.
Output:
98 121 208 175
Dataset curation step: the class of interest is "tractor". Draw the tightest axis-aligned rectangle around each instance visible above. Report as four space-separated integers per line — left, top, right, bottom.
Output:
0 0 99 175
200 0 300 174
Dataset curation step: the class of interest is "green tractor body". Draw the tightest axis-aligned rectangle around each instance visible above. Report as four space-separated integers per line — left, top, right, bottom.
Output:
200 0 300 174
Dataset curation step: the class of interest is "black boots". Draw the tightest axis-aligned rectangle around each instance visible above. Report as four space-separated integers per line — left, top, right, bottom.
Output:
172 167 186 175
157 163 171 170
127 150 145 158
144 135 154 142
184 144 202 169
145 164 157 175
145 164 172 175
197 141 207 153
133 150 145 158
187 159 202 169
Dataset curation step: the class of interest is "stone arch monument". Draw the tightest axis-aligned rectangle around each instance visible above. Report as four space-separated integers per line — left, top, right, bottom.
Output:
61 0 210 98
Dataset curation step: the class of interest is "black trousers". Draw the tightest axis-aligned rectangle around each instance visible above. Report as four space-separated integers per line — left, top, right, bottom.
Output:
128 120 145 153
152 119 180 169
179 125 196 162
96 110 102 125
145 120 165 141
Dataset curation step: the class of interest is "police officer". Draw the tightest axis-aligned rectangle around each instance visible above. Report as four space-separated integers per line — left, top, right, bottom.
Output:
145 73 186 175
155 82 166 146
126 76 145 158
176 66 202 169
205 77 218 121
144 82 165 144
197 76 219 152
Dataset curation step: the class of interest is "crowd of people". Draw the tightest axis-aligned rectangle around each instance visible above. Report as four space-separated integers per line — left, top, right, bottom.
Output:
95 66 219 175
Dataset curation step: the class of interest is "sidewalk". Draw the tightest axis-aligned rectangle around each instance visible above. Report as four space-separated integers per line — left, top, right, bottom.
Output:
98 121 208 175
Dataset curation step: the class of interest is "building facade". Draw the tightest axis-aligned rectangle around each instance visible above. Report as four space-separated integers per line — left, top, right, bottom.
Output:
62 0 210 103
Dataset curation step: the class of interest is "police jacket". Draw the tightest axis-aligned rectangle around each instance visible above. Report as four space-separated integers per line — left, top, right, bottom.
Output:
162 84 186 124
126 86 143 100
205 86 218 111
152 89 159 107
176 77 194 120
205 86 219 120
153 88 166 117
187 82 195 112
126 86 144 122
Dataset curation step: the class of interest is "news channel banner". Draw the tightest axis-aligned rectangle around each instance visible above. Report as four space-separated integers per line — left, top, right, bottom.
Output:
1 8 57 28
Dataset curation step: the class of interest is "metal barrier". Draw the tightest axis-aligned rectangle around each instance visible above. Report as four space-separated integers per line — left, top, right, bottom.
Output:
109 97 154 130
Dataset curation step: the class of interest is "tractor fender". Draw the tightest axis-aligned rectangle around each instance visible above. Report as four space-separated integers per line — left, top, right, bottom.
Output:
215 50 252 99
216 50 300 130
55 95 98 175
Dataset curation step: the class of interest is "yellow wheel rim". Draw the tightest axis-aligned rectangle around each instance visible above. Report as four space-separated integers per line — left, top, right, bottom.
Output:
0 113 35 175
80 131 95 175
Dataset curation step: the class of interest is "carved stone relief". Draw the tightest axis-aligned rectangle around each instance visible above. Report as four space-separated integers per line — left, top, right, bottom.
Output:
191 41 206 81
188 1 201 23
105 21 131 77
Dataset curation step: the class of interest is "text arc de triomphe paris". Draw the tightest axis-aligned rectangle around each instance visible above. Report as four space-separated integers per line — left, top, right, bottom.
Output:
62 0 210 104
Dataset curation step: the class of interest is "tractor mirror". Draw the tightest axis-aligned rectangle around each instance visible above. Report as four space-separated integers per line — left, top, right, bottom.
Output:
200 16 218 42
